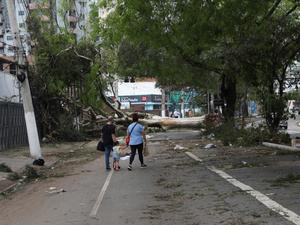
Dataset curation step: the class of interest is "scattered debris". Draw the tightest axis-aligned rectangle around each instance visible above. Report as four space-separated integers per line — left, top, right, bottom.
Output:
207 133 215 140
22 165 40 180
46 187 66 194
266 193 274 196
242 161 247 165
204 143 216 149
174 145 186 150
120 155 130 160
0 163 12 173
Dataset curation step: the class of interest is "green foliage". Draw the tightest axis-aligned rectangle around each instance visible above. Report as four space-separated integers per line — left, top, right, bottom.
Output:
286 90 300 101
0 163 12 173
96 0 300 130
7 172 21 181
205 120 290 147
81 64 102 109
27 6 105 141
22 166 40 181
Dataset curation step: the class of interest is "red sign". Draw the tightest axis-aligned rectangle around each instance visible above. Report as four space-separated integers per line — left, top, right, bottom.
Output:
141 96 147 101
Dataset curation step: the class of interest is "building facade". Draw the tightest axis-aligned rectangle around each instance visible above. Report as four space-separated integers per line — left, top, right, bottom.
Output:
0 0 96 59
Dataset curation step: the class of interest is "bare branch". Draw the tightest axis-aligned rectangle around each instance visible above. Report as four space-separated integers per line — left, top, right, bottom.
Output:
258 0 282 25
55 46 73 57
73 49 93 61
285 4 299 17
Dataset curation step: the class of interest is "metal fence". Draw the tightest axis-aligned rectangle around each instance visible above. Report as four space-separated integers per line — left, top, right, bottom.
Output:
0 102 28 150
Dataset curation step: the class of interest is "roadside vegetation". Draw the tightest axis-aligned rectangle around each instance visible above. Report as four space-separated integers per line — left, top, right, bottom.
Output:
202 114 290 146
25 1 300 143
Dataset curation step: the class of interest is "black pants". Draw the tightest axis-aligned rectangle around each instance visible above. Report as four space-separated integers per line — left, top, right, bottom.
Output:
129 143 144 165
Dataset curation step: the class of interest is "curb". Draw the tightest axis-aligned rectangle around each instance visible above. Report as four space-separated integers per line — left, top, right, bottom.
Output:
262 142 300 152
0 158 60 194
0 179 17 194
1 182 17 194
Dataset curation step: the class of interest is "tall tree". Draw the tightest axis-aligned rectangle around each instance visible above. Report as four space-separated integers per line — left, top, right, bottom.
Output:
96 0 300 129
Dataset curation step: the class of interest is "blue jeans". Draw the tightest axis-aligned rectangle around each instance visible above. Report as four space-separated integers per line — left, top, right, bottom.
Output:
104 145 113 169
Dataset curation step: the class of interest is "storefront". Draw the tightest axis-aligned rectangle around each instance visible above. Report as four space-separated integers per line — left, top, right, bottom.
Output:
119 94 163 115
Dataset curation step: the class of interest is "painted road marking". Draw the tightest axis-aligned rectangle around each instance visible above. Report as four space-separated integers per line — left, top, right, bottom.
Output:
89 170 114 217
185 151 203 162
207 166 300 225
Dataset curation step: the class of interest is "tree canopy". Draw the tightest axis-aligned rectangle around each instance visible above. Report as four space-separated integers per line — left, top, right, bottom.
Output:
95 0 300 129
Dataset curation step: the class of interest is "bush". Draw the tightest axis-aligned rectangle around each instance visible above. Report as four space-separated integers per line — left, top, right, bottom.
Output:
203 118 290 147
0 163 12 173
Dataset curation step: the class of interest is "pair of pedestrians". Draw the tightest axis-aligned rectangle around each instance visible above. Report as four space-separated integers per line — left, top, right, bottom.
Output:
101 113 147 171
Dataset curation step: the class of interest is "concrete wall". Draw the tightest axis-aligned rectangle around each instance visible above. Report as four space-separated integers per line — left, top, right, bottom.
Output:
0 71 20 103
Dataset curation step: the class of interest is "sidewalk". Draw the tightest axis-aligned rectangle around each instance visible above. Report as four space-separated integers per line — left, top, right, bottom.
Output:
0 141 96 194
0 156 32 193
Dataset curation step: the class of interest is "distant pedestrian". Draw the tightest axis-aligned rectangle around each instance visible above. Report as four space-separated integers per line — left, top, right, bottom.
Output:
127 113 147 171
101 116 117 171
174 110 180 118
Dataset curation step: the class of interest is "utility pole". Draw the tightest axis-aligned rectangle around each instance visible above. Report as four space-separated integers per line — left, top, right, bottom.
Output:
6 0 44 165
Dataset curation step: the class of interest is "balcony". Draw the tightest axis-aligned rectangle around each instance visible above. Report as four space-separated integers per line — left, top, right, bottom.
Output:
0 42 4 48
41 15 49 22
68 16 78 22
29 2 50 10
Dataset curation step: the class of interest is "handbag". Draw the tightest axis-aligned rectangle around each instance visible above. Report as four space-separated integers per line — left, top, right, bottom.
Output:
143 143 149 156
97 140 105 152
126 123 138 146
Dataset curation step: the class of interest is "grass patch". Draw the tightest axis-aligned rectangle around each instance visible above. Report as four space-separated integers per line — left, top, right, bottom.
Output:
0 163 12 173
156 177 166 185
172 191 185 198
22 165 41 181
164 182 182 189
230 161 269 169
275 150 300 156
154 193 171 201
7 172 21 181
269 173 300 187
228 218 258 225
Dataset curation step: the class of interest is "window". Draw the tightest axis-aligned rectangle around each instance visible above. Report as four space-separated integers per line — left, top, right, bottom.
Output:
6 36 13 41
19 23 25 28
70 22 76 29
153 105 161 110
8 46 14 53
80 13 85 20
145 104 153 111
18 11 25 16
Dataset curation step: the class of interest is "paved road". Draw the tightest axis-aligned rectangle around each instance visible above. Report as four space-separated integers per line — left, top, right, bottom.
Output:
0 130 300 225
288 114 300 137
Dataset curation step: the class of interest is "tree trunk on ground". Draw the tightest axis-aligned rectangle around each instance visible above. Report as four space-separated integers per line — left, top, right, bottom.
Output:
99 91 127 118
95 117 205 130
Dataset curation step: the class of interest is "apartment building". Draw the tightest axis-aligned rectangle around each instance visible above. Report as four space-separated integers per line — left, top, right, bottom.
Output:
0 0 96 58
0 0 29 57
56 0 96 41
